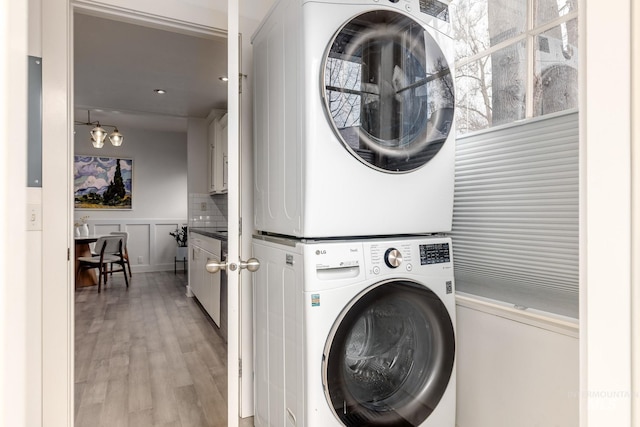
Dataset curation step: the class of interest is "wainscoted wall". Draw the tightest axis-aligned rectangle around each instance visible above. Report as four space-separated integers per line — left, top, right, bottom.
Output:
455 294 579 427
85 218 188 273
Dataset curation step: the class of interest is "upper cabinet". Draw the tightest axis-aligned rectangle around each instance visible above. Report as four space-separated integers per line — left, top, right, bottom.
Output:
208 113 228 194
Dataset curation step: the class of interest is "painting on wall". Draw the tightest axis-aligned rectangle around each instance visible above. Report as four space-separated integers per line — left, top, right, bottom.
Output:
74 156 133 209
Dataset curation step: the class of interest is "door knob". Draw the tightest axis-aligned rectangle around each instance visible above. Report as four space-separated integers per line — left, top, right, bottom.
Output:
205 258 226 274
205 257 260 274
239 257 260 272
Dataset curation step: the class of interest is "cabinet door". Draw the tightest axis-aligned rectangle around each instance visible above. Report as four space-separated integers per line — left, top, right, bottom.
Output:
190 244 202 299
202 247 221 327
208 113 228 194
207 120 217 193
219 113 228 192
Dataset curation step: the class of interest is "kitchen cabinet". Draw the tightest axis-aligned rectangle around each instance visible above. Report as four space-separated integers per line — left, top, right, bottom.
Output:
189 233 222 327
208 113 228 194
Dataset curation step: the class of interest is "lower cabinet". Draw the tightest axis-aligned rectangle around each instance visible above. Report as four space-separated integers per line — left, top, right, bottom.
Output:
189 234 222 327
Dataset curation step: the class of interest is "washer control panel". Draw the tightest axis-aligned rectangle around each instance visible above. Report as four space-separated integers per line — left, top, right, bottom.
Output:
363 237 452 277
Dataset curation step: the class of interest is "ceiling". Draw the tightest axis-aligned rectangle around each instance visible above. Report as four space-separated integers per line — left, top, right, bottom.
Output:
74 12 228 133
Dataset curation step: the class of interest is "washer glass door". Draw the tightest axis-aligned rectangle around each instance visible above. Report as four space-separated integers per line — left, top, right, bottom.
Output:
322 10 455 173
322 280 455 426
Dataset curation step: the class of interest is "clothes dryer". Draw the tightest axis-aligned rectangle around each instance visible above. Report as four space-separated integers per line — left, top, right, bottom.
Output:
253 234 456 426
252 0 456 238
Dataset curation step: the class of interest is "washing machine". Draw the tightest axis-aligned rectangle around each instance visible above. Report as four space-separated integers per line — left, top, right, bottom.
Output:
252 0 456 238
253 234 456 426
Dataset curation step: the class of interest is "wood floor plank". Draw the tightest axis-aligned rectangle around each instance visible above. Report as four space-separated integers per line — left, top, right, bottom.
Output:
128 343 153 412
174 384 209 427
75 402 103 427
148 351 181 425
129 408 154 427
183 351 227 426
101 376 129 427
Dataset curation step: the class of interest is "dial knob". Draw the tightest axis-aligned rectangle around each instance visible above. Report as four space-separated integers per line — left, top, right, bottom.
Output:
384 248 402 268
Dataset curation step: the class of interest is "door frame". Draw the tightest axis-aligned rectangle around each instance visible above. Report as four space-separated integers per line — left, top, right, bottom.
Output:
40 1 251 426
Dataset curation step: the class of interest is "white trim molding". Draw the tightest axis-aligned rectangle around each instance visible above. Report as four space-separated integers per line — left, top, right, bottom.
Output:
456 292 579 338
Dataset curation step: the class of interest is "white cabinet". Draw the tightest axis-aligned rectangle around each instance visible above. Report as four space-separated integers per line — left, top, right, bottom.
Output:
189 233 222 327
208 113 228 194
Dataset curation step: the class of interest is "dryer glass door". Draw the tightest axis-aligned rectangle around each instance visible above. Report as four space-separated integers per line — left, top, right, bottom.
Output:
322 10 454 173
322 280 455 426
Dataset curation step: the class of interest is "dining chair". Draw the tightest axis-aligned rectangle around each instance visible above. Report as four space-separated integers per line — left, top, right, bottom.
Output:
76 235 129 293
110 231 132 277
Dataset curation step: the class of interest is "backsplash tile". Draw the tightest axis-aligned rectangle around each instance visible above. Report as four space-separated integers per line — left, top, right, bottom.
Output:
189 193 228 228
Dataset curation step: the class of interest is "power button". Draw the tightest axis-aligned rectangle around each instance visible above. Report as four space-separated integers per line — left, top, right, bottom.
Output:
373 266 380 275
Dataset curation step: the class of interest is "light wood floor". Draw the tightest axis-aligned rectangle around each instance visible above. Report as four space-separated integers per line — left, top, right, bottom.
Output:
74 271 234 427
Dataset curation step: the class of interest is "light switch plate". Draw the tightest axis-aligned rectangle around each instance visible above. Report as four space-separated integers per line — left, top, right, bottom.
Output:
27 203 42 230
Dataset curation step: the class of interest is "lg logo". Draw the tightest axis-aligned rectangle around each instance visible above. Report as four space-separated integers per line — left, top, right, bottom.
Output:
315 249 326 255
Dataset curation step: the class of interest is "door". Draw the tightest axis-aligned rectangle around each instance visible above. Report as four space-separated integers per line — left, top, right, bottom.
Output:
221 3 262 426
322 10 455 172
322 280 455 426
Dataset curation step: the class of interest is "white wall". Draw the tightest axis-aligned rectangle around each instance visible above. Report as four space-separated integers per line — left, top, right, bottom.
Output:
74 126 188 271
2 1 28 427
455 296 579 427
26 1 43 425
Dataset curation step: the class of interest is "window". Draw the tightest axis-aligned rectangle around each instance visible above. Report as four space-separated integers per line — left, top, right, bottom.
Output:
452 0 578 134
450 0 579 318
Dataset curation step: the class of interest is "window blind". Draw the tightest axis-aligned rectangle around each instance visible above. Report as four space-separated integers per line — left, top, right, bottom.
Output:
451 111 579 318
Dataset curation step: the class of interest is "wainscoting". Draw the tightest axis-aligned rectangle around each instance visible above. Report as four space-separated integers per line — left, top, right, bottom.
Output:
85 219 188 273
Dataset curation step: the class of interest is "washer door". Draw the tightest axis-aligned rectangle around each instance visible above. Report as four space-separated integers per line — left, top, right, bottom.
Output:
322 10 455 173
322 280 455 426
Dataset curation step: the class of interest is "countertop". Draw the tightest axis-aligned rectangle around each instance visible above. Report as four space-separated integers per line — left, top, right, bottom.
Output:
189 227 228 241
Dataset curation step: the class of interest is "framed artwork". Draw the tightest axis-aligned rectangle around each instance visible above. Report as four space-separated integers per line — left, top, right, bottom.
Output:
74 156 133 209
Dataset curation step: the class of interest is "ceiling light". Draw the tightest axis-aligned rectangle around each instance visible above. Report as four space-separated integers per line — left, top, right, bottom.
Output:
76 110 124 148
154 89 167 94
219 76 229 82
109 128 124 147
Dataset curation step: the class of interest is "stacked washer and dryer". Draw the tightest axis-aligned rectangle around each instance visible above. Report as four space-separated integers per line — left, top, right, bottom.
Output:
251 0 456 426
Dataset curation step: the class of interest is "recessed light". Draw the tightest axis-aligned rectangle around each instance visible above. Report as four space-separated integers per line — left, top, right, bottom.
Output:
219 76 229 82
154 89 167 94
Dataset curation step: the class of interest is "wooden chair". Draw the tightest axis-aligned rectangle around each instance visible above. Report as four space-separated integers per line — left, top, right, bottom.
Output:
110 231 132 277
76 235 129 293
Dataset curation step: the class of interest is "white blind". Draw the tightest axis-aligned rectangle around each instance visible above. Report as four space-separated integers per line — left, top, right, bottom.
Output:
452 111 579 318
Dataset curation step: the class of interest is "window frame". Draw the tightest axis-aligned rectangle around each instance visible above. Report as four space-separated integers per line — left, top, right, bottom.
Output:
453 0 579 134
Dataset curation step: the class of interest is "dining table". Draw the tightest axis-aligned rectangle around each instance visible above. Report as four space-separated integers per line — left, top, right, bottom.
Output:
74 235 101 288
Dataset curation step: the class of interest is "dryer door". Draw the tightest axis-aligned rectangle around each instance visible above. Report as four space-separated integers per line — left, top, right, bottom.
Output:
322 280 455 426
322 10 455 173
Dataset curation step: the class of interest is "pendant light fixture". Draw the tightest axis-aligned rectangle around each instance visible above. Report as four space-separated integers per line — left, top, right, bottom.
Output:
76 110 124 148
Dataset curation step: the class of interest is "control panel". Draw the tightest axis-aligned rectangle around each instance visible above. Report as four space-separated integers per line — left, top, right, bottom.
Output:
419 0 450 21
419 242 450 265
363 238 452 277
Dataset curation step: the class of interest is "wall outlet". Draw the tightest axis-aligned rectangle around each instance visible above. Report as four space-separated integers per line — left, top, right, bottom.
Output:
200 202 207 211
137 256 143 264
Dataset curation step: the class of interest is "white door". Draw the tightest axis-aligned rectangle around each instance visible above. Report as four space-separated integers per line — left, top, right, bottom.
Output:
226 3 243 425
209 6 260 425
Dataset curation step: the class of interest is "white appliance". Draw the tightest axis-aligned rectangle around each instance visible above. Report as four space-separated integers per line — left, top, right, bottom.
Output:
253 234 456 427
252 0 456 238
